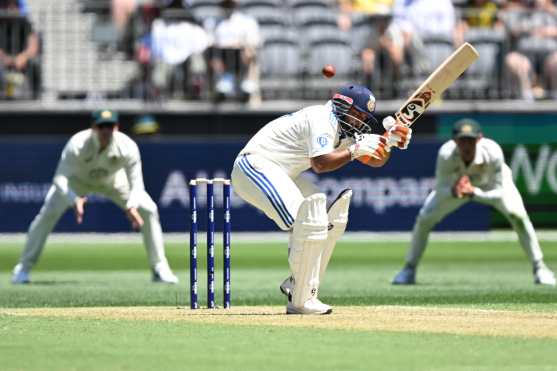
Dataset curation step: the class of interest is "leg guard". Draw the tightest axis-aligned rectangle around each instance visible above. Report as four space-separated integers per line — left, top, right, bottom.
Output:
319 189 352 280
288 193 328 307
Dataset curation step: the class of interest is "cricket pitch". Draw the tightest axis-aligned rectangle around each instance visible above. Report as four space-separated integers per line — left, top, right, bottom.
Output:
3 306 557 339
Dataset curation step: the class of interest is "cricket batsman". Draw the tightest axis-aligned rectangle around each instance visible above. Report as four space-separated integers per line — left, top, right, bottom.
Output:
392 120 555 286
11 110 179 284
231 85 412 314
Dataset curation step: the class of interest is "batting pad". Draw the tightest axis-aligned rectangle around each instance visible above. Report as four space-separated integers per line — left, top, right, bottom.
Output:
320 189 352 280
288 193 328 307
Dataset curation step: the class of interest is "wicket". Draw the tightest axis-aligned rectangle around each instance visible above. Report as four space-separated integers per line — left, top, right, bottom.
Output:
189 177 231 309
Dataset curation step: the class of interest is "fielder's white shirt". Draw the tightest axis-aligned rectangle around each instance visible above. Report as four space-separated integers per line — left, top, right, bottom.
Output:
240 102 352 178
53 129 145 209
436 138 510 202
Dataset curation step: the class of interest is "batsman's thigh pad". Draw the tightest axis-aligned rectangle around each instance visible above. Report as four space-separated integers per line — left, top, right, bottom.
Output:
320 189 352 279
293 174 320 198
289 193 328 306
232 154 304 231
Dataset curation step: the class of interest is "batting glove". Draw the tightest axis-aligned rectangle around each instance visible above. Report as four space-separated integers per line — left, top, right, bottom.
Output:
349 133 387 161
382 116 412 151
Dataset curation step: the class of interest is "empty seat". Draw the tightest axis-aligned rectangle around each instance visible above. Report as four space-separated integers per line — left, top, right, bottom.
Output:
260 36 302 98
298 15 343 46
260 23 291 41
190 1 222 21
305 35 356 98
291 1 335 24
306 37 354 76
459 28 505 98
422 35 454 72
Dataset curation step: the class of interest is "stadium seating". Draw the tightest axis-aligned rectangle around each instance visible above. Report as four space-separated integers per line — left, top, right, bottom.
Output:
6 0 555 102
259 35 302 99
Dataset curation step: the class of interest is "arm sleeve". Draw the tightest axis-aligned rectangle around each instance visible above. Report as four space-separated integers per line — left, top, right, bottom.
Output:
124 142 145 209
53 142 79 207
308 109 337 158
434 151 455 199
472 148 504 202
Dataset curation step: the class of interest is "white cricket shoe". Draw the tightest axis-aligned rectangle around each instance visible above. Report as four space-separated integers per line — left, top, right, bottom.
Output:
152 262 179 284
11 263 30 284
534 263 556 286
286 298 333 315
279 276 293 299
392 266 416 285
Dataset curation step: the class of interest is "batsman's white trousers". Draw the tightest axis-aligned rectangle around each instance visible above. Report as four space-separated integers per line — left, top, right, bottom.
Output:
231 154 319 231
18 175 169 271
406 175 544 266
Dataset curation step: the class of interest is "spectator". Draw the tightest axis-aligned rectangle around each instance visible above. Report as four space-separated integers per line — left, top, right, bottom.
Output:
454 0 502 46
112 0 138 34
337 0 394 30
502 0 557 99
336 1 394 95
207 0 261 102
149 2 212 99
0 0 40 99
382 0 456 79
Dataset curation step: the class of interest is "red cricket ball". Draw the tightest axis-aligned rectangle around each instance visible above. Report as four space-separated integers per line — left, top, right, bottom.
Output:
322 64 336 78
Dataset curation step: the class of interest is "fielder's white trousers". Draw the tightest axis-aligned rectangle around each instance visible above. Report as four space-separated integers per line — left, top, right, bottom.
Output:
406 177 544 266
18 176 169 271
231 154 318 231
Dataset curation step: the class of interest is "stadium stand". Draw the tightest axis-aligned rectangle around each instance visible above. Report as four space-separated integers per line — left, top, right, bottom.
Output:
0 0 556 102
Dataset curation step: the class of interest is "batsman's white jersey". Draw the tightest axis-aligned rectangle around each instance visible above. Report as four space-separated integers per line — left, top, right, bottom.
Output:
406 137 544 266
17 129 171 272
232 102 355 310
233 101 352 229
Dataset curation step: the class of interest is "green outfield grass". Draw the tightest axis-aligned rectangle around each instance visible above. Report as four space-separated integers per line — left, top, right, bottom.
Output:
1 239 557 370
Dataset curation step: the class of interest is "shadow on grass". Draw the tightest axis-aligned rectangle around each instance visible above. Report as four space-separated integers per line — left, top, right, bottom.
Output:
25 280 81 286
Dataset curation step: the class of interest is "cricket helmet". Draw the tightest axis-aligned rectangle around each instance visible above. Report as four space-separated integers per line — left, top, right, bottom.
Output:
332 84 378 137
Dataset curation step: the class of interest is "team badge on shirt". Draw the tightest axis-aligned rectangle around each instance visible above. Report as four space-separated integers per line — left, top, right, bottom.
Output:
317 135 329 148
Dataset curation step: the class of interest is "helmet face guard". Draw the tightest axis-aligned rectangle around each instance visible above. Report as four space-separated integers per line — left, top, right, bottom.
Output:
332 94 377 137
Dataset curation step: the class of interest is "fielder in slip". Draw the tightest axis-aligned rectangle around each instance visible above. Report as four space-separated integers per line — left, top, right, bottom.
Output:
11 110 178 285
392 120 556 286
231 85 412 315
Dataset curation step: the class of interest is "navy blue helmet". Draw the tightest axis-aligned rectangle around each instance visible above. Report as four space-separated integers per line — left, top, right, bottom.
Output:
332 84 379 137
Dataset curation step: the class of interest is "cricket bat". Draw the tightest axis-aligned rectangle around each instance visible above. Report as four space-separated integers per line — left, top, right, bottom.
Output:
394 42 479 127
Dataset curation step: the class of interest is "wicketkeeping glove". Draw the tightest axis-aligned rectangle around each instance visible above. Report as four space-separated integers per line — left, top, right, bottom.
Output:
382 116 412 151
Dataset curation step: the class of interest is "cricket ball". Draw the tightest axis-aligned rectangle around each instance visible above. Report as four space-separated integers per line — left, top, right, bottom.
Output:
322 64 336 78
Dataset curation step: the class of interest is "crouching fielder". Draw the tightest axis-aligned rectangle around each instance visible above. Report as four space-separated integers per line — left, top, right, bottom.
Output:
11 110 178 284
232 85 412 314
393 120 555 286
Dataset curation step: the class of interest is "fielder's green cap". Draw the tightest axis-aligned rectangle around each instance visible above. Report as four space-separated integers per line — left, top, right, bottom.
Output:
453 119 481 139
92 109 119 125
